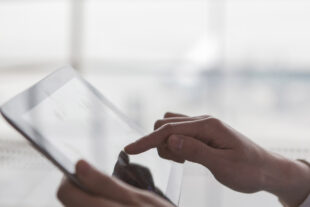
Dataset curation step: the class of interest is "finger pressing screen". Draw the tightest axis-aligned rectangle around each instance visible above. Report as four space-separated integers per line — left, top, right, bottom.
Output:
124 119 207 154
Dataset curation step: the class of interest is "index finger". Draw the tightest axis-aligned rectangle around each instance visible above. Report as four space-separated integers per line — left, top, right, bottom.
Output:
124 119 206 154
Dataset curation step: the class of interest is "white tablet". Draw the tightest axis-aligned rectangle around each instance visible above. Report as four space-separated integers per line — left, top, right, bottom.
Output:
0 66 183 205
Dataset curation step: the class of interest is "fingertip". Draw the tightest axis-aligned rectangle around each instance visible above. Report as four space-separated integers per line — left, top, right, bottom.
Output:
123 144 137 154
124 139 148 155
76 160 91 178
126 132 166 155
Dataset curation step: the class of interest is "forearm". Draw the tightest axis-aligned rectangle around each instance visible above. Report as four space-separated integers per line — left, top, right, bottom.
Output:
261 152 310 207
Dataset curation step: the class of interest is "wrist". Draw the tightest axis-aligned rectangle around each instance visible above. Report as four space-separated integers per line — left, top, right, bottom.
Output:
261 152 310 207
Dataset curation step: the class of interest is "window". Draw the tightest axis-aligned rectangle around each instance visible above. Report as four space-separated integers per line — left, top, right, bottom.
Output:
0 1 309 206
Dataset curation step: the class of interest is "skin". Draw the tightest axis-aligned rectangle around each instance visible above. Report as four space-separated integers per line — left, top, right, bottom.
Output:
57 160 174 207
58 112 310 207
125 112 310 207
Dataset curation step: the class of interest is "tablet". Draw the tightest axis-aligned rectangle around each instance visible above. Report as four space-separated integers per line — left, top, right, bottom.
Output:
0 66 183 204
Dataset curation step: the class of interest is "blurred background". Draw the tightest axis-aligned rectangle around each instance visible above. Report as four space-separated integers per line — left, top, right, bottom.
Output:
1 0 310 206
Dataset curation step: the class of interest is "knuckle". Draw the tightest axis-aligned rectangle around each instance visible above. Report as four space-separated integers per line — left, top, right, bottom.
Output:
164 112 172 118
157 148 164 158
201 114 211 119
205 117 222 128
157 147 167 159
154 119 164 130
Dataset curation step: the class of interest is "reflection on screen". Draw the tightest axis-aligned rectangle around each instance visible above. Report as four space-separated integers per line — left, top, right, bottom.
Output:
22 78 171 192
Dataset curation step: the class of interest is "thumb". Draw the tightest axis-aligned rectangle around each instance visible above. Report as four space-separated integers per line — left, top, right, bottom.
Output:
75 160 134 203
167 134 217 166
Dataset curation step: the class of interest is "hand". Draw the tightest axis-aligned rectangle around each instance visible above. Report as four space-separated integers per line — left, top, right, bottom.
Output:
125 112 310 207
57 160 174 207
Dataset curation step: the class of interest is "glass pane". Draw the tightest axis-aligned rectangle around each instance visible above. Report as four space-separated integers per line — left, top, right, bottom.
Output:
83 0 211 70
225 0 310 68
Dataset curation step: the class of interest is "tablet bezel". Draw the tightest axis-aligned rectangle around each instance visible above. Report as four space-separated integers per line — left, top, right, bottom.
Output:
1 66 88 191
0 65 183 204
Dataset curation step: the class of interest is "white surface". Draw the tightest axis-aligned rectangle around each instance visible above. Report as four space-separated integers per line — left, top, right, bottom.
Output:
179 163 282 207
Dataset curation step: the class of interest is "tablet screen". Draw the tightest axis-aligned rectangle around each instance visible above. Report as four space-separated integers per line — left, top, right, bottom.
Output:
21 77 171 193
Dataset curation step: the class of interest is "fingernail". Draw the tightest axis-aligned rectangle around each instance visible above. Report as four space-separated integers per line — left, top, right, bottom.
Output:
76 160 90 177
169 135 184 151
